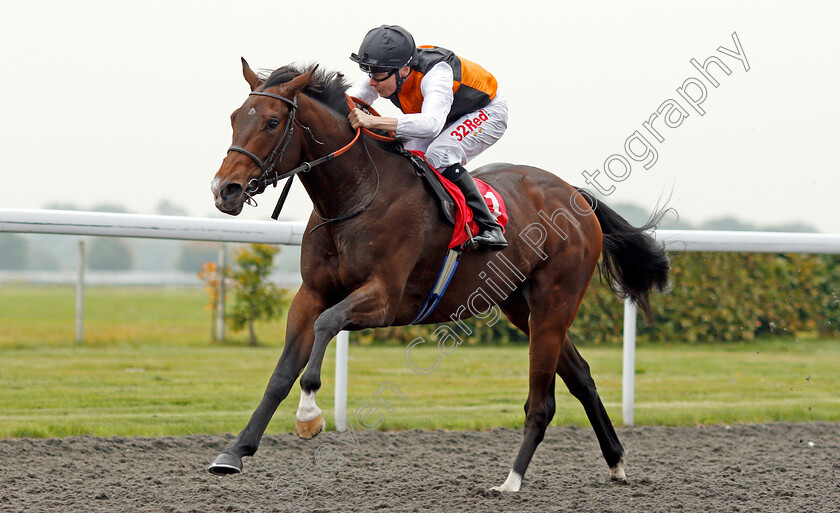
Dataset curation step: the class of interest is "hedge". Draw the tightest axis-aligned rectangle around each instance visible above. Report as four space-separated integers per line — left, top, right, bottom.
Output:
351 253 840 346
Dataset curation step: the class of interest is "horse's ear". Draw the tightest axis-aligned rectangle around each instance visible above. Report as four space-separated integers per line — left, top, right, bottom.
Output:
285 64 320 97
241 57 262 91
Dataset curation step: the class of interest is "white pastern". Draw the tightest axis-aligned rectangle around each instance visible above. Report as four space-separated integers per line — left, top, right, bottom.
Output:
490 470 522 492
610 457 627 480
296 390 322 422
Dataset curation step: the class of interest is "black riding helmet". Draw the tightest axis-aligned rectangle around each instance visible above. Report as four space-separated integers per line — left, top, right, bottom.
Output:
350 25 418 76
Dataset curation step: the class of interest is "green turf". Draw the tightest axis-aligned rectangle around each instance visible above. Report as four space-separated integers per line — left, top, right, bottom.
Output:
1 285 838 438
0 284 272 348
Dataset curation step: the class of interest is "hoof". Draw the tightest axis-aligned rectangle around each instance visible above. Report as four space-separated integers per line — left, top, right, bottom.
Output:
295 414 325 440
490 470 521 492
489 485 516 493
208 452 242 475
610 457 627 481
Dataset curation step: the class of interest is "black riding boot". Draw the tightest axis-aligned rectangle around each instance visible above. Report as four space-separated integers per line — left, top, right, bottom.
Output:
441 164 508 250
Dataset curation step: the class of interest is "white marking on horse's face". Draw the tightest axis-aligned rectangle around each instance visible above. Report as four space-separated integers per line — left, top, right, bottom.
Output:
211 177 221 196
296 390 322 422
490 470 522 492
248 107 257 116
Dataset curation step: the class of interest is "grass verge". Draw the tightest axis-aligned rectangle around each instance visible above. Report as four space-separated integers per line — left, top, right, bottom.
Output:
1 285 837 437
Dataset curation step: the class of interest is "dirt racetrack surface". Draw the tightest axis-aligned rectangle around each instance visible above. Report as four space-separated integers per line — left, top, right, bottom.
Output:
1 422 839 513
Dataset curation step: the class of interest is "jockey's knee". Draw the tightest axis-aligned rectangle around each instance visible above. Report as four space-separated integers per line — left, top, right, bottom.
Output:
425 143 466 170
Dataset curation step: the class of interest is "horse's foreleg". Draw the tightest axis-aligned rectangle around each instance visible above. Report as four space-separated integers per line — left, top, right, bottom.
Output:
296 280 392 439
208 289 323 474
556 335 626 479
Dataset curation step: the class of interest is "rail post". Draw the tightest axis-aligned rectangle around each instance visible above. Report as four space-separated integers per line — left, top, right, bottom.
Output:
335 330 349 431
216 245 226 342
75 240 85 344
622 298 637 426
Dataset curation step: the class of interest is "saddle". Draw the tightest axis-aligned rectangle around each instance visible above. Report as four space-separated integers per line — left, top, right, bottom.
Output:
392 146 509 250
394 146 509 324
394 146 457 225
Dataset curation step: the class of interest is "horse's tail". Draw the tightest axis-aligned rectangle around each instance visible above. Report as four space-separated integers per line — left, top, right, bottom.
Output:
575 188 670 321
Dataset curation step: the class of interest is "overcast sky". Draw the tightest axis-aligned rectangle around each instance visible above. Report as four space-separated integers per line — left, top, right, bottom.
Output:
2 1 838 231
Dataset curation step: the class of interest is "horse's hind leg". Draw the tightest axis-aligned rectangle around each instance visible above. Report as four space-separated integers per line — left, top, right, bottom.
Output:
492 303 562 492
499 286 530 336
556 335 626 479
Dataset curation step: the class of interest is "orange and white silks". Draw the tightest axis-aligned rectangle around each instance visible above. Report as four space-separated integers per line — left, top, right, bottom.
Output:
389 46 498 127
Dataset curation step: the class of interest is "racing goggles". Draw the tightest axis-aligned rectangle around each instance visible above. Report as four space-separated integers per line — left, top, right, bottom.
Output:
360 56 412 82
360 66 398 82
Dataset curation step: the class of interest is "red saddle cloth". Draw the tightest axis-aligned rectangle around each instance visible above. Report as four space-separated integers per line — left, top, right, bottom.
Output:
409 151 509 249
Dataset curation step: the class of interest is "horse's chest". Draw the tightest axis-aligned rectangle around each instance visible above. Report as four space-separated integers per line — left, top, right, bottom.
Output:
301 249 372 293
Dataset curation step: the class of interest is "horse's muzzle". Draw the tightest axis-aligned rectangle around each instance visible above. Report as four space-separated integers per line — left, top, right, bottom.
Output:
211 178 245 215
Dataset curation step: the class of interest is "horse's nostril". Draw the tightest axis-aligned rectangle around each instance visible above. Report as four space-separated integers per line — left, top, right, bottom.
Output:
221 183 243 201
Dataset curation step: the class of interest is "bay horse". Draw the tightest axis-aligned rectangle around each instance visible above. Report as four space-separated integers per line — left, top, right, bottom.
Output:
208 59 670 492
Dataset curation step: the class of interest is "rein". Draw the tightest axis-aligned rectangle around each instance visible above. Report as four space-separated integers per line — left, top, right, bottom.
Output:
300 96 395 231
346 96 397 142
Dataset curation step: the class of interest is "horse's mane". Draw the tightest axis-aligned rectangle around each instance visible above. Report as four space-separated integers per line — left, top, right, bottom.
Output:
261 64 351 116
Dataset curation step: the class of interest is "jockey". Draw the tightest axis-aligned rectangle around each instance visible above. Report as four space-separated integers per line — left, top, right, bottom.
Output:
347 24 509 250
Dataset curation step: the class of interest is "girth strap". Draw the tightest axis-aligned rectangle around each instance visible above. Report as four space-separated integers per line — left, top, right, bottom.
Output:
410 248 463 324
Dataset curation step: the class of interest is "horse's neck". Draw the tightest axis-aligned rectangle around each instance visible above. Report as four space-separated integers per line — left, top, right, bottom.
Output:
294 98 411 222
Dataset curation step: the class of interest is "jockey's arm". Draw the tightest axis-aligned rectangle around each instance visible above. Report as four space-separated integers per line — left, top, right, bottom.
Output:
395 62 454 139
346 63 454 139
348 110 398 132
346 74 398 131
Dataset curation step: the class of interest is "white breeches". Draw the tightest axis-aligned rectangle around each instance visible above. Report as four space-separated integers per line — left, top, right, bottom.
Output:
402 94 509 170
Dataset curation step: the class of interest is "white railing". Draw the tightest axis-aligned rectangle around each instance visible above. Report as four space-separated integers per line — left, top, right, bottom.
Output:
0 208 353 431
621 229 840 426
0 208 355 429
4 209 840 430
653 230 840 254
0 208 307 244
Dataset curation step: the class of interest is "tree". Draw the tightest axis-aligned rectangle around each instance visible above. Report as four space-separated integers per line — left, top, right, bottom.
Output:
178 242 222 272
91 203 130 214
27 246 61 270
228 244 286 346
43 202 80 211
612 202 656 227
87 237 134 270
0 234 27 269
700 216 757 231
198 260 229 341
156 199 189 217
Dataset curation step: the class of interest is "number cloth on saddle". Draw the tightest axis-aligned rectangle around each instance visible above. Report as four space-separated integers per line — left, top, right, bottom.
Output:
405 149 508 249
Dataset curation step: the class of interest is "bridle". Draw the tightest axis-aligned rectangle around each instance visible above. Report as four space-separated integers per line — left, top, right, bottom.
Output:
226 90 371 224
227 91 311 204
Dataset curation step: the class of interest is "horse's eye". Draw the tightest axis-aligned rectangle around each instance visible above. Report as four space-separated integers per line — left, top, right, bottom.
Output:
266 118 280 131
